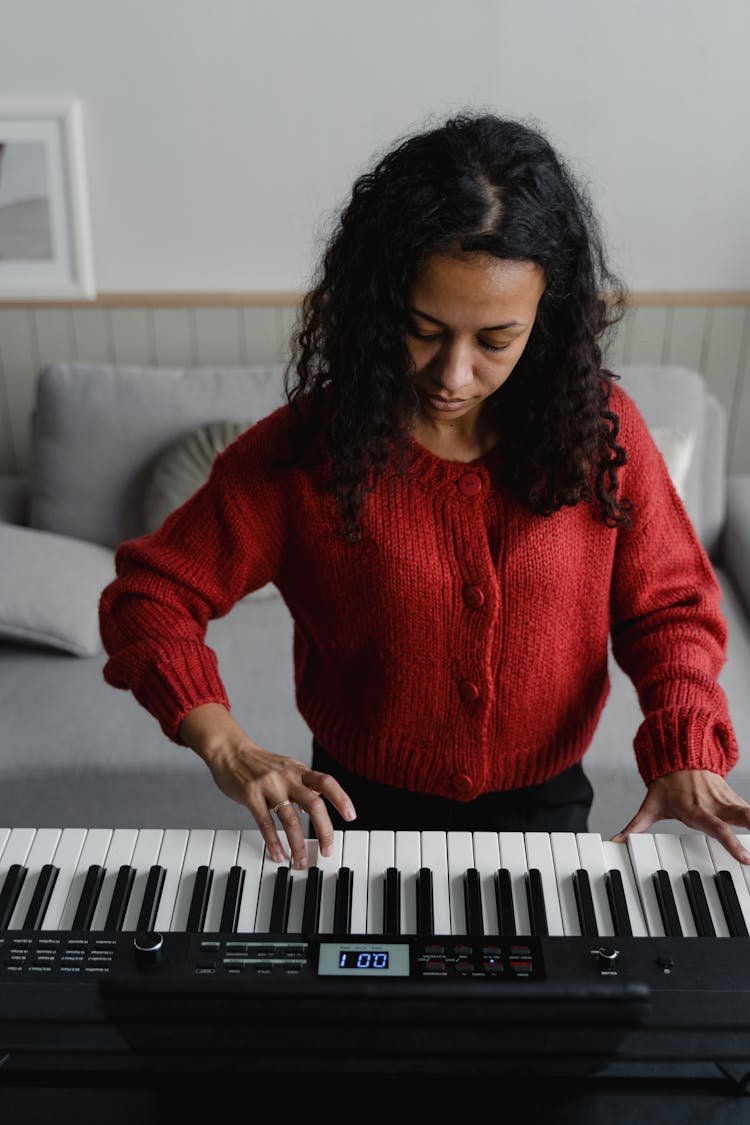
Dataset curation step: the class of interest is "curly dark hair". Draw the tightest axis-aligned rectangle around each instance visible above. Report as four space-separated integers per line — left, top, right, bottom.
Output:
284 111 630 539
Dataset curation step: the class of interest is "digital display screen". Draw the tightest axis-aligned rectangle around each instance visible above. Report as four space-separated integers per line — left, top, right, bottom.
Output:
339 949 389 970
317 941 410 976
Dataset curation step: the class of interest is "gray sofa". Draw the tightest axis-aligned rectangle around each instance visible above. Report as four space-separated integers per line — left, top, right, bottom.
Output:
0 360 748 840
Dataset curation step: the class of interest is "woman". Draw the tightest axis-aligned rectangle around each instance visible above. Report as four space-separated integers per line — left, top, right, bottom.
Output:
99 112 749 873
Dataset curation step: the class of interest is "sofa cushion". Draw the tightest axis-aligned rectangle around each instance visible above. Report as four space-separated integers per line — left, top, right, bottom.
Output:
0 475 30 525
649 425 696 502
30 362 287 548
0 523 115 656
144 419 255 532
144 418 277 600
614 365 725 551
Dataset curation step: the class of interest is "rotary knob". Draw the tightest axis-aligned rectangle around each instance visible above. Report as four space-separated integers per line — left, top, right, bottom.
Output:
594 945 620 972
133 930 165 968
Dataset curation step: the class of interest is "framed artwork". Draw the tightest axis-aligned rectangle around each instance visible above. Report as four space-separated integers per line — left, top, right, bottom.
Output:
0 99 95 299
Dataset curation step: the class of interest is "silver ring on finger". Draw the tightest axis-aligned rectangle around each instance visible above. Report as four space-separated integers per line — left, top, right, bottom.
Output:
271 799 293 815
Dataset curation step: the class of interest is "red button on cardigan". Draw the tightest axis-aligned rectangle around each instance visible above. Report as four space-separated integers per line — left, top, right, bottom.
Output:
456 472 482 497
462 585 485 608
452 773 475 795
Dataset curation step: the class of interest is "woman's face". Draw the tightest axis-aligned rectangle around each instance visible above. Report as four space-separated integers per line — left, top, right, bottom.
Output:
406 251 545 432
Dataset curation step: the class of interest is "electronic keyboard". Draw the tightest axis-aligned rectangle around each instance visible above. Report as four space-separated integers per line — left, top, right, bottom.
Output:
1 827 749 1084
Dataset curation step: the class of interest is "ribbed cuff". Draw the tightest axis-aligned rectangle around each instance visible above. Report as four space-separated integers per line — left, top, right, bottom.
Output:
137 642 231 743
634 707 739 784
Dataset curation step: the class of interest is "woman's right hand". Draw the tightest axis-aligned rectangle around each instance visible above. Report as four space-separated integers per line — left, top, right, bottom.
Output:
178 703 357 869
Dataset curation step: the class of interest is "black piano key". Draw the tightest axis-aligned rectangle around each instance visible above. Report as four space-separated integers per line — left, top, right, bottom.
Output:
0 864 27 929
136 865 166 932
71 864 106 931
186 865 214 933
463 868 483 935
714 870 749 937
104 864 136 931
573 868 599 936
301 866 322 933
416 868 434 935
605 869 633 937
683 869 716 937
22 864 59 930
333 866 353 933
653 869 682 937
268 867 292 932
383 867 401 934
525 869 548 936
219 865 245 933
494 868 516 935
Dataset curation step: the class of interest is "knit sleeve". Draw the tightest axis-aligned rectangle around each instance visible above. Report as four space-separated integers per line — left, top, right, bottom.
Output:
99 423 286 743
609 391 739 783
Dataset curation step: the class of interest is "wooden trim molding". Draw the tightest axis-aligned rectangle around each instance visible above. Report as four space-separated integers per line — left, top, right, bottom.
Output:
0 291 304 309
0 290 749 309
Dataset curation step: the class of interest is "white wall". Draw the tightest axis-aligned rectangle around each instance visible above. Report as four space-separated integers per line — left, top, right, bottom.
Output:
1 0 748 292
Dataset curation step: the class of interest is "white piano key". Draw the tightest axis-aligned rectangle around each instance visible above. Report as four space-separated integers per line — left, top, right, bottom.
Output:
600 841 648 936
679 833 729 937
203 830 242 932
40 828 89 931
525 832 564 935
365 830 394 935
91 829 139 930
471 832 500 935
166 830 215 932
8 828 61 929
653 834 698 936
0 827 11 860
152 830 190 932
56 829 112 931
705 836 750 933
235 830 266 932
626 835 666 936
575 833 615 936
394 831 421 936
342 830 370 933
175 830 220 931
447 831 475 935
741 836 750 897
420 831 450 934
1 828 38 891
315 830 345 933
550 832 583 936
286 839 318 933
123 829 165 931
498 832 530 934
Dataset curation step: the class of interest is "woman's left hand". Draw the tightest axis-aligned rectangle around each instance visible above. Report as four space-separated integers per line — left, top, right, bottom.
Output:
611 769 750 865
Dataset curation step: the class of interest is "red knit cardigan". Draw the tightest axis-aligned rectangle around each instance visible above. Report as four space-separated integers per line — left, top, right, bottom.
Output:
99 384 738 801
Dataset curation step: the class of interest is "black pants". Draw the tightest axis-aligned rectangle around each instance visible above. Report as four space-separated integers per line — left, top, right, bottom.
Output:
312 740 594 833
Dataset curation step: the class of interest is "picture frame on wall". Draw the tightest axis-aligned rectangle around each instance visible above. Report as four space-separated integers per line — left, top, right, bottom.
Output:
0 98 96 299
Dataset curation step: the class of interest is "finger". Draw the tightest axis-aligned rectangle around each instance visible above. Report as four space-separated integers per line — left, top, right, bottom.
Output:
610 807 657 843
304 791 338 857
251 802 290 865
273 801 309 870
679 812 750 866
302 770 357 823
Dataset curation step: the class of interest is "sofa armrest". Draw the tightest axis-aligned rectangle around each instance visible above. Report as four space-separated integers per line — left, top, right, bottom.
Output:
723 474 750 617
0 475 30 526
